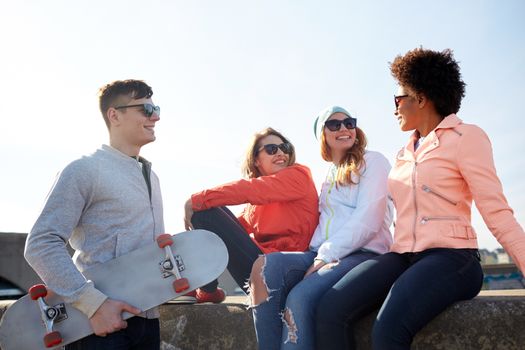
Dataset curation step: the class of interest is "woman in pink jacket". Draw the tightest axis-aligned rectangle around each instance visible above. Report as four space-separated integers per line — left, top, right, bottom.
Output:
316 48 525 349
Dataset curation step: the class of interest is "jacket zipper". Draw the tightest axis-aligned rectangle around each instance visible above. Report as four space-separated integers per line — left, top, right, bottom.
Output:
420 216 460 224
324 179 335 240
411 162 418 251
421 185 458 206
151 202 156 237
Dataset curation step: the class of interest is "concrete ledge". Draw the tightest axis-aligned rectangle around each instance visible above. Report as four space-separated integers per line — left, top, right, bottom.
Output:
159 298 255 350
355 290 525 350
158 292 525 350
1 291 524 350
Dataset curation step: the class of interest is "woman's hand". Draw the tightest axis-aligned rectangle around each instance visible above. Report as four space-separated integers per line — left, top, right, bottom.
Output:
304 259 328 278
184 198 194 230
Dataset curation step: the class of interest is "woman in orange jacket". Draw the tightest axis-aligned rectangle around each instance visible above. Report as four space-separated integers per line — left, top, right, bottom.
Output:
183 127 319 303
316 48 525 349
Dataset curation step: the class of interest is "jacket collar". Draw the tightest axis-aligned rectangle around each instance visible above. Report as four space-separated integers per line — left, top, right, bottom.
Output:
435 113 462 130
398 114 462 160
101 144 151 166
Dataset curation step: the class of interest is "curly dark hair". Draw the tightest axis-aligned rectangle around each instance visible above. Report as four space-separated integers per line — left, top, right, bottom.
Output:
390 48 466 116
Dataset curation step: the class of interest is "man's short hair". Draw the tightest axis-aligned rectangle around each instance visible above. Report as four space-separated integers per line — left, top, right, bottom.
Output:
98 79 153 129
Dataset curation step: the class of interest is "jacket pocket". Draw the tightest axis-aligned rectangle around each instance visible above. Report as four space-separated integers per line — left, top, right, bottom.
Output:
115 230 143 257
435 222 477 240
450 224 477 239
421 185 458 206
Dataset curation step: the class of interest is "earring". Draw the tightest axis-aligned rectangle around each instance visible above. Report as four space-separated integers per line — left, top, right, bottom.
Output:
355 138 359 144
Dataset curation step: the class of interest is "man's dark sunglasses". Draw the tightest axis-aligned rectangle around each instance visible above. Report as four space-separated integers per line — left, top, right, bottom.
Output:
394 94 409 109
258 142 293 155
115 103 160 118
324 117 357 132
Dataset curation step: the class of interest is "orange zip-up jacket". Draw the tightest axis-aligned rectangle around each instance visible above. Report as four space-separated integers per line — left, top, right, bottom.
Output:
388 114 525 272
191 164 319 253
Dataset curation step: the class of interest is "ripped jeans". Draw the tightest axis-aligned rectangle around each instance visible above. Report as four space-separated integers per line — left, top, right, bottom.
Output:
251 250 377 350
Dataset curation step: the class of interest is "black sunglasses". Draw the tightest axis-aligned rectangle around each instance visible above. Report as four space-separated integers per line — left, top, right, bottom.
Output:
394 95 409 109
115 103 160 118
258 142 293 155
324 117 357 132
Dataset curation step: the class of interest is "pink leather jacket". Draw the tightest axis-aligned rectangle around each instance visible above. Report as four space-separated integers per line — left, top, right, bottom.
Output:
388 114 525 272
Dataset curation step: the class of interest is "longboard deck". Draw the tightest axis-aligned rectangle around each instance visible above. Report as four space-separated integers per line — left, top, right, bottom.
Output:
0 229 228 350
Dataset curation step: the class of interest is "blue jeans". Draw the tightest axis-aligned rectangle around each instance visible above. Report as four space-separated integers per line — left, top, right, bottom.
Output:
316 248 483 349
191 207 263 293
65 317 159 350
252 250 378 350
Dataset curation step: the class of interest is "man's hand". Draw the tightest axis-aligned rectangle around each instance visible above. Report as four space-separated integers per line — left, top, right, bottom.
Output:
184 198 194 230
89 299 141 337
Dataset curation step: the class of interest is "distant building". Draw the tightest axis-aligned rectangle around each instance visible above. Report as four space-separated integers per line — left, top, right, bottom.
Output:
479 249 497 265
494 248 512 264
480 248 523 290
479 247 513 265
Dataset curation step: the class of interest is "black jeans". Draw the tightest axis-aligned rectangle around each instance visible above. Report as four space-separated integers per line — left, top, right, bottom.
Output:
316 248 483 350
65 317 159 350
191 207 263 293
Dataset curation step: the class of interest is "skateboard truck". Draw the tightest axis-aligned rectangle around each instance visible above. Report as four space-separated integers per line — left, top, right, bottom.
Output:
157 234 190 293
29 284 63 348
159 255 185 275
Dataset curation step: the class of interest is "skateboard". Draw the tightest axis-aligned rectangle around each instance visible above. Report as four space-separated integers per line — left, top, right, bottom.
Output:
0 229 228 350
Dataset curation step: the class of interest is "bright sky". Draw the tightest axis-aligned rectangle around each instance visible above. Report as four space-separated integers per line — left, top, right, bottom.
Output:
1 1 523 251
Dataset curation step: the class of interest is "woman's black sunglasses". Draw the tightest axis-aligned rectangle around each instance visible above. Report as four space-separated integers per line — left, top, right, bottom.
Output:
258 142 293 155
324 117 357 132
115 103 160 118
394 94 409 109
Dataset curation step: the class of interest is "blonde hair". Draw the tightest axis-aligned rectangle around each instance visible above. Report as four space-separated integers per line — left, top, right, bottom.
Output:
241 127 296 178
320 126 367 185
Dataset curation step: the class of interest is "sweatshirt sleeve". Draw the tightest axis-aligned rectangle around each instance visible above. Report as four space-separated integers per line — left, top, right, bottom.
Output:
457 126 525 272
192 164 313 210
24 161 107 318
316 153 391 262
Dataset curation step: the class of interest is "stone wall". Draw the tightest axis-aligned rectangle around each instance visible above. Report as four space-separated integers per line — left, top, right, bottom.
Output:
2 291 523 350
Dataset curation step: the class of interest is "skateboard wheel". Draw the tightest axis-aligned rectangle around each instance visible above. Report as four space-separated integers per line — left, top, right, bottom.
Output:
29 284 48 300
157 234 173 248
44 331 62 348
173 278 190 293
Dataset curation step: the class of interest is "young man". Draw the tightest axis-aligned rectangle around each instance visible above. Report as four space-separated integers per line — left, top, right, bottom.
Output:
24 79 164 349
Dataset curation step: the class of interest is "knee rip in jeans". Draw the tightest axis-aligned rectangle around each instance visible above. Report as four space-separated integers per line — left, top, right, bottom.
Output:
281 307 298 344
248 255 271 307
